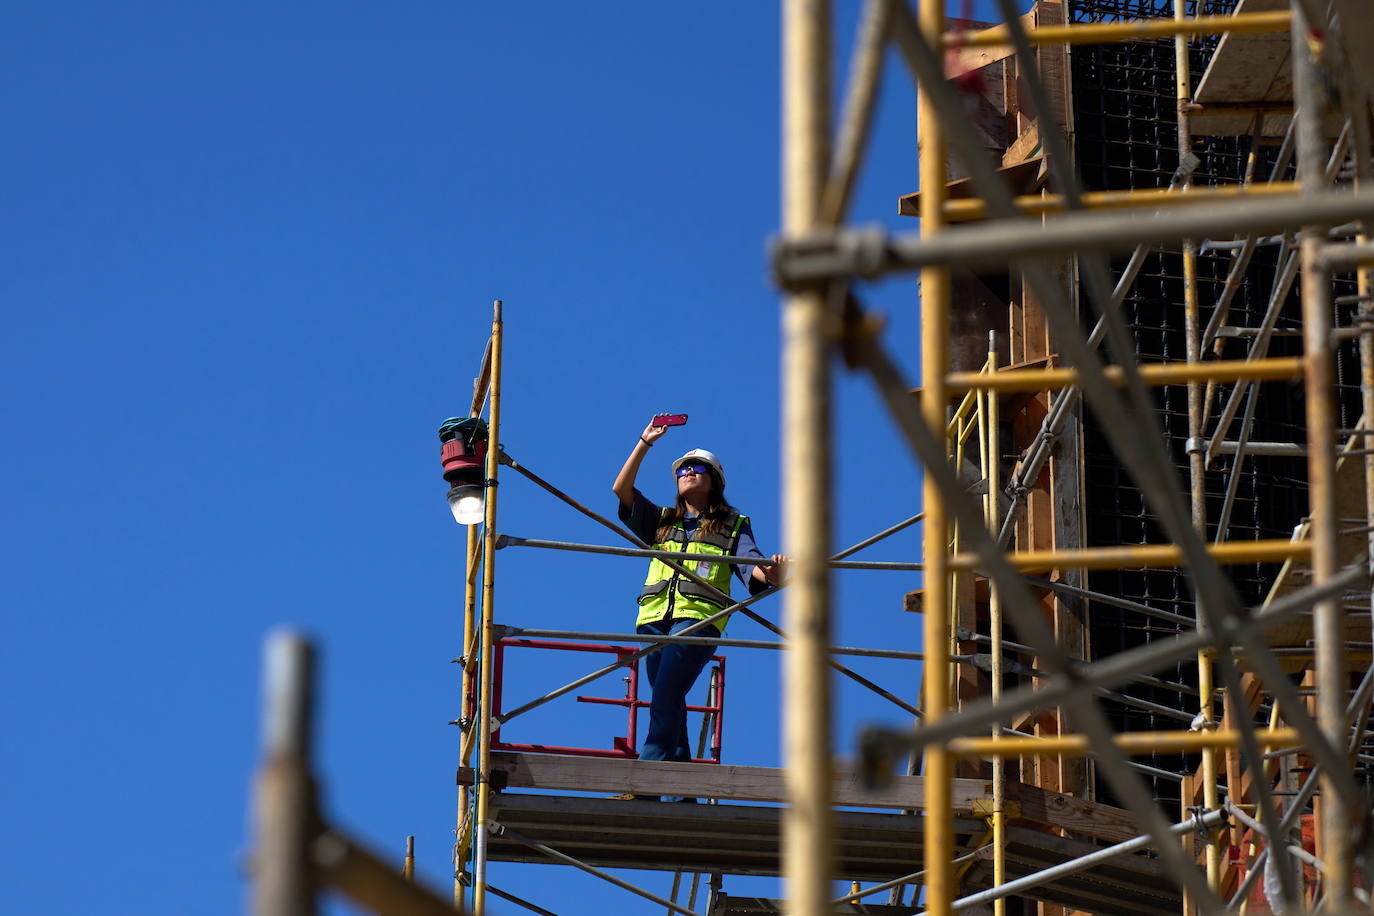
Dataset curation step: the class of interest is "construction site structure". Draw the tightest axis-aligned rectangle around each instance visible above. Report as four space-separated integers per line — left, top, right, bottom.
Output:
246 1 1374 914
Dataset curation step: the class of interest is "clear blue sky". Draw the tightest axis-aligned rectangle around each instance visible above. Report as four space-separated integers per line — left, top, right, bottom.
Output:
4 3 1020 913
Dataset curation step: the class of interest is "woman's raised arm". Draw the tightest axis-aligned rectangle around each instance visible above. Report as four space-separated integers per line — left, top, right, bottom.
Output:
612 420 670 507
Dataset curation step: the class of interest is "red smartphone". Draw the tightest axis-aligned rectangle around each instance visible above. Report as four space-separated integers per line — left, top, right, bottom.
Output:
652 413 688 427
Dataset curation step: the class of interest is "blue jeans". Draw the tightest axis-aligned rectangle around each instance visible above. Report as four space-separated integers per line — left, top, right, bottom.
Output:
637 618 717 767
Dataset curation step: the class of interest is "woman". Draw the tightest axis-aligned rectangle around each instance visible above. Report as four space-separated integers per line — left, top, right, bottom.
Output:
613 418 786 789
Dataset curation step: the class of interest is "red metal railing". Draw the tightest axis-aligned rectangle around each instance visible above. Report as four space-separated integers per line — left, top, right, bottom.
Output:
490 636 725 762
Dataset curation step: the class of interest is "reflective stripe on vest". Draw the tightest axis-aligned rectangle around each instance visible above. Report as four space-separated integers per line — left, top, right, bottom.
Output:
636 510 747 631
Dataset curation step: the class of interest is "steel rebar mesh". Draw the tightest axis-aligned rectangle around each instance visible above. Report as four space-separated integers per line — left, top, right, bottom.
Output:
1062 0 1362 813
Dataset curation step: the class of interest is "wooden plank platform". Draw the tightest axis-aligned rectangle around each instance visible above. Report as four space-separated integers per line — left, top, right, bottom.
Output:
483 792 987 881
1330 0 1374 108
1192 0 1293 136
462 752 1142 844
482 794 1182 916
462 751 991 811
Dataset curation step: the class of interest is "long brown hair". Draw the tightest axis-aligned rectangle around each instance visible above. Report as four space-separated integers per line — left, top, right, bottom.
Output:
656 472 735 541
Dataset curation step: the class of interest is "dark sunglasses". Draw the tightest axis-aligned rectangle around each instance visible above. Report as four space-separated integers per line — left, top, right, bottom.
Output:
675 463 711 478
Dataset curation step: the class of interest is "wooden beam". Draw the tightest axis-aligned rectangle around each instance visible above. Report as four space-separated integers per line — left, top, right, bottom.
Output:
460 751 993 811
1005 782 1138 845
1003 124 1043 168
458 753 1145 845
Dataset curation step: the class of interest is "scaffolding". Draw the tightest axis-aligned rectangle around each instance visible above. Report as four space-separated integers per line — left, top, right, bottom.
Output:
444 300 970 914
772 0 1374 915
245 1 1374 914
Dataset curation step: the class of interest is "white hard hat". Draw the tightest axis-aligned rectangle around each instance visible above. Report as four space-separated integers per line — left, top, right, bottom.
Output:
672 448 726 490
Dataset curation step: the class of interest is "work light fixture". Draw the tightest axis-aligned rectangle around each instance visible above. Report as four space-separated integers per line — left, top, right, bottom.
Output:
438 416 489 526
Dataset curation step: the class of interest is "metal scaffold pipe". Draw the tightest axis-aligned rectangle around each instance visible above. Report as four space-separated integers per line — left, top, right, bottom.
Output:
984 332 1006 916
947 9 1290 49
251 631 317 916
915 0 952 911
772 188 1374 280
496 625 925 661
472 300 503 916
1294 4 1351 906
495 534 922 570
913 808 1228 916
453 505 480 903
1174 0 1222 895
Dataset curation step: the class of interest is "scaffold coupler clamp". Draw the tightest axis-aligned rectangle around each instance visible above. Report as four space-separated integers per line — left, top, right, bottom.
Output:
1188 710 1219 732
770 225 889 290
487 821 506 839
1188 806 1209 841
1173 152 1201 182
1185 437 1206 457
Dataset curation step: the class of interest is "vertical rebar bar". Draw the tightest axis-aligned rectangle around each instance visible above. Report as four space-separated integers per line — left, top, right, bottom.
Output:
917 0 951 911
250 631 317 916
472 299 504 915
782 3 834 914
405 836 415 881
1293 7 1350 907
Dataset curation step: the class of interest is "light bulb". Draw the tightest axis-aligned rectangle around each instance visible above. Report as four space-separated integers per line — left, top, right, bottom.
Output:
447 484 485 525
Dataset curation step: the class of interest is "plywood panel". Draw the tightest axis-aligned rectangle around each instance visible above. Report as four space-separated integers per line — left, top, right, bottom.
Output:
1193 0 1293 136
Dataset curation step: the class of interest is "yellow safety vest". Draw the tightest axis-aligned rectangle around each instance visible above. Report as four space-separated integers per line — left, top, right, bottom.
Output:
637 509 747 631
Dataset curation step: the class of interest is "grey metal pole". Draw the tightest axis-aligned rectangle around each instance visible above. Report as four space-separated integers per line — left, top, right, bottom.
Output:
773 188 1374 280
497 534 922 570
830 847 987 906
485 884 560 916
498 626 925 661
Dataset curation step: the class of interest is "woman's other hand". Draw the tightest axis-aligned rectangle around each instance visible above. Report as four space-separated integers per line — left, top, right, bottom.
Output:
761 554 789 586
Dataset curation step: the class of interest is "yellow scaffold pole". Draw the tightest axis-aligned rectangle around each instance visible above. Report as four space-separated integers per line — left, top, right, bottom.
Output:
918 0 952 911
1174 0 1222 894
471 300 503 916
984 335 1006 916
782 2 835 914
